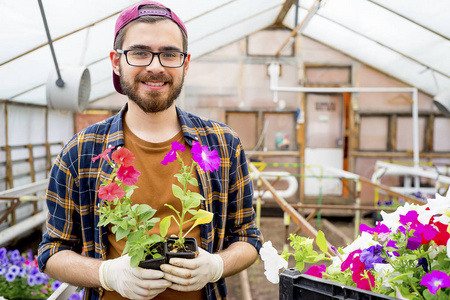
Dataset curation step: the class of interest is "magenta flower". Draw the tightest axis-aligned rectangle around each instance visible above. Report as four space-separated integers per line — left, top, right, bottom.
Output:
399 210 419 228
360 223 390 235
161 141 186 165
341 249 362 271
420 270 450 294
305 265 326 278
92 146 115 163
191 141 220 172
117 165 141 186
98 183 126 202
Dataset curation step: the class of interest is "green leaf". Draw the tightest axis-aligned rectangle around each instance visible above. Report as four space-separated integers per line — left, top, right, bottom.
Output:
187 177 198 186
160 216 172 238
184 197 201 210
172 184 185 199
165 204 180 216
127 230 141 242
122 241 131 255
120 219 129 230
116 226 131 241
140 210 156 223
135 204 153 215
130 251 143 268
190 192 204 200
316 230 328 254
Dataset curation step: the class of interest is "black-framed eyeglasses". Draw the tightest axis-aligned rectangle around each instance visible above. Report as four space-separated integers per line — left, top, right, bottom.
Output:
116 49 187 68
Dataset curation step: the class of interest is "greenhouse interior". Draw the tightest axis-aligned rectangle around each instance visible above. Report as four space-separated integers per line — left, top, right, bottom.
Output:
1 0 450 299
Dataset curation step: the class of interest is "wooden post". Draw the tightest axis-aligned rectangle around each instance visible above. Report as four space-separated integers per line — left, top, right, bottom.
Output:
25 144 38 215
4 146 13 189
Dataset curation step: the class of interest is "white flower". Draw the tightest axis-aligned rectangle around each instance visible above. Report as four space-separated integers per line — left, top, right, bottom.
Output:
260 241 288 284
343 232 378 254
447 239 450 259
426 193 450 215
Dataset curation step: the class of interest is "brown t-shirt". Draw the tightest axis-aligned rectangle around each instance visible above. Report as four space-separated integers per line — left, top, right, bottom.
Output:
102 122 204 300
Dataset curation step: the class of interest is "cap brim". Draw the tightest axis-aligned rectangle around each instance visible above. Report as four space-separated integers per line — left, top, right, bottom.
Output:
113 71 124 94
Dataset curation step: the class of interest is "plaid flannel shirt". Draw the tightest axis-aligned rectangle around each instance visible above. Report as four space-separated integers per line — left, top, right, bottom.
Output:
37 105 263 300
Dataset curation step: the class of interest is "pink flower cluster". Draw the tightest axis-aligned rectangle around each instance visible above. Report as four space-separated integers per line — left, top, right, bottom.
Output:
93 147 141 202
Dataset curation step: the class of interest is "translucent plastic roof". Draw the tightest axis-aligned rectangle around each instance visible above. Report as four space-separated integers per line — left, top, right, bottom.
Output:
1 0 449 107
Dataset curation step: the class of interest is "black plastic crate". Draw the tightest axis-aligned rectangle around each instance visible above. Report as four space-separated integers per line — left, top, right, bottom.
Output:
279 269 398 300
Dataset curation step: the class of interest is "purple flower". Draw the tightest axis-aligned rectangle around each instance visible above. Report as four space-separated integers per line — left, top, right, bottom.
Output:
0 267 7 275
5 271 16 282
28 275 36 286
29 267 39 276
420 270 450 295
385 240 399 257
69 293 82 300
8 264 20 276
9 249 20 261
406 235 421 250
0 247 6 258
417 257 429 273
359 245 387 270
52 280 62 290
34 273 45 285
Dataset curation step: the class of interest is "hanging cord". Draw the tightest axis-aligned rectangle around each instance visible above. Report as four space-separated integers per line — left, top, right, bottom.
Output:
38 0 64 87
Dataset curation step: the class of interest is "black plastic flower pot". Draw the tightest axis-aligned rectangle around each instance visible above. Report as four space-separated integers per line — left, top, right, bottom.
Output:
138 242 166 270
165 237 198 260
279 268 398 300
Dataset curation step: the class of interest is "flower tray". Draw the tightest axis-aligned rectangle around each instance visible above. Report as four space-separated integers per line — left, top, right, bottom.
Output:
279 269 398 300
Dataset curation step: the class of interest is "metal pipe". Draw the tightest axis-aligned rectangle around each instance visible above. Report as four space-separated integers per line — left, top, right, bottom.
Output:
38 0 64 87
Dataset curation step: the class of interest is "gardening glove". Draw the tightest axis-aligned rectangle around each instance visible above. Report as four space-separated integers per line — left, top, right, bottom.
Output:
160 248 224 292
99 254 172 299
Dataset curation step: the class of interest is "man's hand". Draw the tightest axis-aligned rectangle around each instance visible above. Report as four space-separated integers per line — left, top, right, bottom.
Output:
100 254 172 299
160 248 223 291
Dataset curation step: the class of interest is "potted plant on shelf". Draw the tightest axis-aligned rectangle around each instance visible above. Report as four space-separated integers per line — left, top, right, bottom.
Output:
158 140 218 260
95 146 165 269
261 193 450 300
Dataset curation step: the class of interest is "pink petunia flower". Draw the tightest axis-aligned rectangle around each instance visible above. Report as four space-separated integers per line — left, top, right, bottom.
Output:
92 146 115 163
98 183 126 202
420 270 450 295
351 256 375 291
112 147 135 167
305 265 326 278
161 141 186 165
117 165 141 186
191 141 220 172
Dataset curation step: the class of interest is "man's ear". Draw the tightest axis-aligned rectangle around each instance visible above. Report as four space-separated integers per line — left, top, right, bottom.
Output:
110 50 120 76
183 53 191 77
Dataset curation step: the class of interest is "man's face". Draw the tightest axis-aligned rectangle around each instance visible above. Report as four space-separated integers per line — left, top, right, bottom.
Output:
114 20 190 113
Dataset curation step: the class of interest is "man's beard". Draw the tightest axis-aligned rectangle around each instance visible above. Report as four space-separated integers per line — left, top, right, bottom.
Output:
119 69 184 114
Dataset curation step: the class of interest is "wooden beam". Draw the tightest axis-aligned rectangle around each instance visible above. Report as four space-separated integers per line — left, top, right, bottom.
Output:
273 0 295 27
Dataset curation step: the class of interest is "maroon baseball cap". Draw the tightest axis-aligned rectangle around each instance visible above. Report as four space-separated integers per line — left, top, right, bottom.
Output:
112 1 188 95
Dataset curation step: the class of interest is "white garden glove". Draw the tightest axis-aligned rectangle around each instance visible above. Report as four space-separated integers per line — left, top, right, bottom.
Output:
99 254 172 299
160 248 223 291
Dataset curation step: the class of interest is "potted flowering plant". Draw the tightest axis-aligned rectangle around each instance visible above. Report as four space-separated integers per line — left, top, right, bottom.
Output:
261 193 450 300
158 140 217 259
95 146 165 269
0 248 83 300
